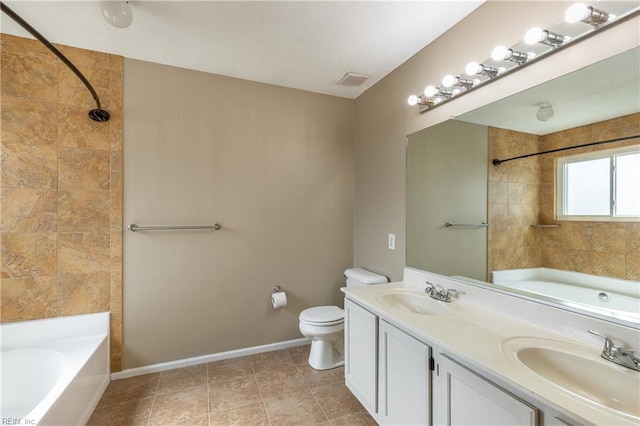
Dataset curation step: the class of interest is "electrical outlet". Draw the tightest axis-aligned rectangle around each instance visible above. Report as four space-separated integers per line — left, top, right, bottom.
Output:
388 233 396 250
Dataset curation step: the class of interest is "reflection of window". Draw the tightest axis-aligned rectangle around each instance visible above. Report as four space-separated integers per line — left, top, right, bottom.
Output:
557 145 640 221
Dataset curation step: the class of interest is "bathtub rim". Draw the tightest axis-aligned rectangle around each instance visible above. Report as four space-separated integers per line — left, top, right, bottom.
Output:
0 312 110 425
488 268 640 328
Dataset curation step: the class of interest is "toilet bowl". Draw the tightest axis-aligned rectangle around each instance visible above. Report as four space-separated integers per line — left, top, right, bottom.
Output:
299 268 388 370
299 306 345 370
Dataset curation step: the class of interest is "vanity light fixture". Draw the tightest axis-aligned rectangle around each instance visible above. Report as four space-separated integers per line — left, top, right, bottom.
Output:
565 3 610 26
442 74 475 89
100 0 133 29
407 2 639 113
465 62 500 78
491 45 529 64
524 27 566 47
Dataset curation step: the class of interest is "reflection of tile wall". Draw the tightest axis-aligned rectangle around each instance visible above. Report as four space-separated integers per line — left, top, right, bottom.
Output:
0 35 123 371
487 128 541 279
488 113 640 282
538 113 640 281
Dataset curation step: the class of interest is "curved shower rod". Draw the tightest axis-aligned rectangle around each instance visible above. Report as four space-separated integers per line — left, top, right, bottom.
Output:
1 1 110 122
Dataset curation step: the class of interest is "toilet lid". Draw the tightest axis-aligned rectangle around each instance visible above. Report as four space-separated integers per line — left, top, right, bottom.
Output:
299 306 344 324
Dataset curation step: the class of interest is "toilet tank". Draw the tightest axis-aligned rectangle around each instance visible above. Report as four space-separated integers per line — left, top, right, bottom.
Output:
344 268 389 287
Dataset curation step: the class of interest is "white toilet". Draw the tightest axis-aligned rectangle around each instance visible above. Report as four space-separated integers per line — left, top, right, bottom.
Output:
299 267 388 370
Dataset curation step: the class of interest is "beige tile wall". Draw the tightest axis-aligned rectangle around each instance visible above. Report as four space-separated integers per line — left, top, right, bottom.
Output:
537 113 640 281
0 35 124 371
487 127 541 276
487 113 640 281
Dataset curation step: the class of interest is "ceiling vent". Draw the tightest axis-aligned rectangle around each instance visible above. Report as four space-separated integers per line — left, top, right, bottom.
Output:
337 72 371 87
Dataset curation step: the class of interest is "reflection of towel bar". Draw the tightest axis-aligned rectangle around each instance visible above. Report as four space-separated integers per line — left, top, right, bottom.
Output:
128 224 221 232
445 222 489 228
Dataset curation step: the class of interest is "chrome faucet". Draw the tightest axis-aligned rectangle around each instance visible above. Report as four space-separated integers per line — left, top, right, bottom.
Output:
424 282 457 303
588 330 640 372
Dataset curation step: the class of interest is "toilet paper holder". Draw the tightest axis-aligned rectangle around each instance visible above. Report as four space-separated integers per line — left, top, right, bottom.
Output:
272 285 281 293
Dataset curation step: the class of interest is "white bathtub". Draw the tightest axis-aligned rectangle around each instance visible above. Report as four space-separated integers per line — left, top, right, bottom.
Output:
0 312 110 425
492 268 640 322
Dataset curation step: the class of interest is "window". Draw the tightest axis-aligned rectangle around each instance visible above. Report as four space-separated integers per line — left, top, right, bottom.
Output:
557 145 640 221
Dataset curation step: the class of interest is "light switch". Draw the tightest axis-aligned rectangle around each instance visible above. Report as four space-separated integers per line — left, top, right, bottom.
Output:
388 233 396 250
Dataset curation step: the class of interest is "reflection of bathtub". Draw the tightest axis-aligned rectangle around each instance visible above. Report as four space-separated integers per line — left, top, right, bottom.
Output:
491 268 640 322
0 312 110 425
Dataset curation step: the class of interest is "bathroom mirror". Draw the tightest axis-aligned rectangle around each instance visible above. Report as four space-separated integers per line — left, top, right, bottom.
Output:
407 47 640 326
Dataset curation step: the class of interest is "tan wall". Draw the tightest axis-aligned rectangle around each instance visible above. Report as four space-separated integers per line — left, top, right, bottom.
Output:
0 35 124 371
354 2 640 281
123 59 354 368
407 120 488 281
486 113 640 281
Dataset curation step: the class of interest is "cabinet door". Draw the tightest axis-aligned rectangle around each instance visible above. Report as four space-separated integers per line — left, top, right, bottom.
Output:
379 320 431 425
435 354 537 426
344 299 378 414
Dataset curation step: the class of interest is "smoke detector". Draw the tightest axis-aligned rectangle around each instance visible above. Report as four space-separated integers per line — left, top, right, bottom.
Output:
337 72 371 87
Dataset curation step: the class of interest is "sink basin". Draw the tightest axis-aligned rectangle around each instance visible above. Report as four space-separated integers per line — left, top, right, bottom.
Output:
376 290 449 316
502 337 640 420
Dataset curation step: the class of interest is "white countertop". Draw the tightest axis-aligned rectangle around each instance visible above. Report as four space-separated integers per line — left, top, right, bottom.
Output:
342 276 640 426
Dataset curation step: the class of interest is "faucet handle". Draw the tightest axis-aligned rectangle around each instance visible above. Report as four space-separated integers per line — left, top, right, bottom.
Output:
425 282 434 294
588 329 615 354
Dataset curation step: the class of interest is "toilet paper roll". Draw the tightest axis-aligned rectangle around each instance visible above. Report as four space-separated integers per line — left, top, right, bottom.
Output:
271 291 287 309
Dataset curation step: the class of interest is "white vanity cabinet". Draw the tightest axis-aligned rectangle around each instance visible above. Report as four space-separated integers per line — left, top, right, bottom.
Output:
344 299 378 414
435 354 537 426
378 320 431 425
344 295 583 426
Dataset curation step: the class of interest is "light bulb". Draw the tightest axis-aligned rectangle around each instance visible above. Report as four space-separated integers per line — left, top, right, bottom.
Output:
524 27 544 45
442 75 456 88
100 0 133 28
491 45 528 64
424 86 438 98
465 62 499 78
525 27 565 46
491 45 509 61
408 95 419 106
565 3 610 25
465 62 481 76
565 3 589 23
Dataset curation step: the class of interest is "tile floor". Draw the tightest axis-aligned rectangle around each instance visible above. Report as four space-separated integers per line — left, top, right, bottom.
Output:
88 345 376 425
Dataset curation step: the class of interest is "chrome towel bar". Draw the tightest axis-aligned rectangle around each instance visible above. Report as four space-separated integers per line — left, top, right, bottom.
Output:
128 224 222 232
445 222 489 228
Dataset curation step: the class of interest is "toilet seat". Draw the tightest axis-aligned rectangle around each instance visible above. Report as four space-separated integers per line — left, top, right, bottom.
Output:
299 306 344 326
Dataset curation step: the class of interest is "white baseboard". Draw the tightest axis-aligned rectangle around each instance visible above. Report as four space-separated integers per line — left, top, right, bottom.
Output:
111 337 310 380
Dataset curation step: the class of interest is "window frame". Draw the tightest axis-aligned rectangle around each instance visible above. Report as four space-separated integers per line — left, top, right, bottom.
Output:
556 144 640 222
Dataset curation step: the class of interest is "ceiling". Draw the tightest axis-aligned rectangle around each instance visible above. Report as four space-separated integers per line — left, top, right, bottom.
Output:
458 47 640 135
0 1 484 99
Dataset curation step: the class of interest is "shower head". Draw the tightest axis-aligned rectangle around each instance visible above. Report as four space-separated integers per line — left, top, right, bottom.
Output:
1 1 110 123
89 109 111 122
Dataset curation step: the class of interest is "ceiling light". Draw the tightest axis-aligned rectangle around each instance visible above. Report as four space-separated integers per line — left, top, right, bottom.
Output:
536 103 554 121
100 1 133 29
465 62 500 78
565 3 610 25
524 27 565 47
491 45 529 64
